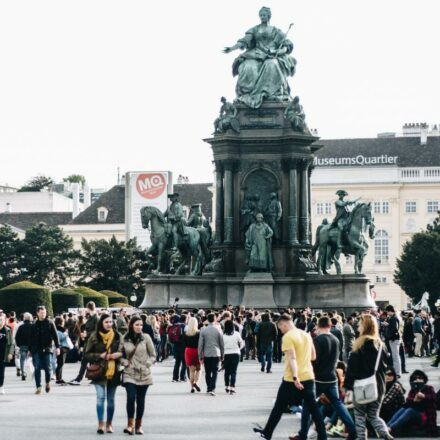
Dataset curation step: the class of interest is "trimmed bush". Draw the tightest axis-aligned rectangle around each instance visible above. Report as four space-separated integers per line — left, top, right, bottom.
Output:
74 286 109 308
100 290 128 305
109 302 132 309
0 281 53 316
52 288 84 314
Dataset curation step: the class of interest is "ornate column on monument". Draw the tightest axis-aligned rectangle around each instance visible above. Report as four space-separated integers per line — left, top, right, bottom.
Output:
299 158 311 245
287 158 299 245
214 160 224 244
223 160 235 244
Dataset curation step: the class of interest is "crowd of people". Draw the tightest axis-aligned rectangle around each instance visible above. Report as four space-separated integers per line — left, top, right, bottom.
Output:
0 302 439 438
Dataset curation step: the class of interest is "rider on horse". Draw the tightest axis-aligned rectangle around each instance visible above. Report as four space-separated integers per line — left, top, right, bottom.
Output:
163 193 187 251
331 190 360 250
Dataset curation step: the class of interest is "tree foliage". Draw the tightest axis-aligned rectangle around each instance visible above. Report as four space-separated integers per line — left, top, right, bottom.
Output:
63 174 86 186
18 175 54 192
19 223 79 288
394 213 440 309
0 225 21 288
79 236 147 296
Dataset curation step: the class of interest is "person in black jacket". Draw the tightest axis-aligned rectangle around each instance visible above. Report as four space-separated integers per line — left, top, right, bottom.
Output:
384 305 402 377
29 305 60 394
330 318 344 360
345 314 393 440
69 301 98 385
14 312 33 381
255 313 277 373
430 310 440 367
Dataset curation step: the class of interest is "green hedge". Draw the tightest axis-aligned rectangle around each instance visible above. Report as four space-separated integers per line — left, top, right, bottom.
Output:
0 281 53 316
100 290 128 305
109 302 132 309
74 286 109 308
52 288 84 314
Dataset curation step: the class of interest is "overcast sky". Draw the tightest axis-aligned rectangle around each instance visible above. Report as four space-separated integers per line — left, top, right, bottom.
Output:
0 0 439 190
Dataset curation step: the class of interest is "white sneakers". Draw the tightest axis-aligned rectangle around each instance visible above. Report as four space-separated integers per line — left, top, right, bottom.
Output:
0 387 5 395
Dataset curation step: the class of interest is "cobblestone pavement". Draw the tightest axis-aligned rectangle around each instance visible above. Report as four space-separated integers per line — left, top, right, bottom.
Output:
0 355 438 439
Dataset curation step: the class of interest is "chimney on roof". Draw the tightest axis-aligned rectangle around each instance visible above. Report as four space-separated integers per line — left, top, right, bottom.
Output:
72 183 80 218
420 125 428 145
5 202 11 213
83 184 91 209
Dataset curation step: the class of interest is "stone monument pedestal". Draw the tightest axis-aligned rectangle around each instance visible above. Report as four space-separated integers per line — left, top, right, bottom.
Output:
242 272 277 308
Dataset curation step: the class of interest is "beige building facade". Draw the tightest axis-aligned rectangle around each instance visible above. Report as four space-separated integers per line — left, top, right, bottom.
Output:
312 125 440 310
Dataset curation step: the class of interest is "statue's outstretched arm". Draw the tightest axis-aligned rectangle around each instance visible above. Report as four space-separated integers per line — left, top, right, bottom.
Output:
223 42 245 53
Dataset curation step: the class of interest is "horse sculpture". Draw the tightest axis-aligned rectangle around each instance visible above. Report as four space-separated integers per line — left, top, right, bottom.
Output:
140 206 209 276
313 202 375 275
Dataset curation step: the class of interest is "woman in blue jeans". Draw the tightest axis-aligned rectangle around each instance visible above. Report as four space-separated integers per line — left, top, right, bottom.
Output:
85 313 123 434
121 316 156 435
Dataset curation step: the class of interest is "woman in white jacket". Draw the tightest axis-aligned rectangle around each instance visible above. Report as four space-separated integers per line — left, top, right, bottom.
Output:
222 319 244 394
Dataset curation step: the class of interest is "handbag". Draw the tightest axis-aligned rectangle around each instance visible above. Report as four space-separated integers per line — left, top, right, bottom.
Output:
353 343 383 404
86 361 106 381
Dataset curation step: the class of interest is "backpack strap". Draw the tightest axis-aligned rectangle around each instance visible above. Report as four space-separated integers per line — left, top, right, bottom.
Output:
373 342 383 373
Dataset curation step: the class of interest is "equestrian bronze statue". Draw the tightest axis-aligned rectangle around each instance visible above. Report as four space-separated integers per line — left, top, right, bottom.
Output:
312 191 375 275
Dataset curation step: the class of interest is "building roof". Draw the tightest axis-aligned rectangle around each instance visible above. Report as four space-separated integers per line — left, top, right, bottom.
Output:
315 136 440 168
174 183 213 221
0 212 72 231
70 185 125 225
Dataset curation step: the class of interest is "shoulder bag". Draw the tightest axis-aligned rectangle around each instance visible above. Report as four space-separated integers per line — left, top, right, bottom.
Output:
353 342 383 404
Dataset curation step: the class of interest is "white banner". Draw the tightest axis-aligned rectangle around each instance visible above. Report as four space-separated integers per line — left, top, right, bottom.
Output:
125 171 172 249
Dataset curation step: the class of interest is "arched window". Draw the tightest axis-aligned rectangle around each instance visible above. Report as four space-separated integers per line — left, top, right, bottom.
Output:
374 230 389 264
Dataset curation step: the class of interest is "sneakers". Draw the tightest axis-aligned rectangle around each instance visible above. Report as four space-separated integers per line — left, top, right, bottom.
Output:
230 387 236 395
45 383 51 393
68 379 81 386
35 387 42 394
0 387 5 395
209 391 216 396
225 387 230 394
252 424 269 439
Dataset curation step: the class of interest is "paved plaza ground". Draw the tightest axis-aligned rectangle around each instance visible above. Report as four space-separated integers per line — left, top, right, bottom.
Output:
0 356 438 440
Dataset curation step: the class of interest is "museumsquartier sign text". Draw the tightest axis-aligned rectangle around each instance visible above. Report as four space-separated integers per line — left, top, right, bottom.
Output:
314 154 398 167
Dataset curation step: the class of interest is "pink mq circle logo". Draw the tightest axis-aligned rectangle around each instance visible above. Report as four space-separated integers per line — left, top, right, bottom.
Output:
136 173 166 199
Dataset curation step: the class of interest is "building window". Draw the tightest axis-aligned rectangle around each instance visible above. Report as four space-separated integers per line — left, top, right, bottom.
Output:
97 207 108 223
374 230 389 264
375 275 387 284
427 200 439 213
406 218 417 233
374 201 390 214
317 202 332 215
345 255 353 264
405 201 417 213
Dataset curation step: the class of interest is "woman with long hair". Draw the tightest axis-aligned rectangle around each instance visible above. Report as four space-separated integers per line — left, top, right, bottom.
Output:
223 319 244 394
54 316 70 385
184 316 201 393
85 313 123 434
148 315 161 359
121 315 156 435
345 314 393 440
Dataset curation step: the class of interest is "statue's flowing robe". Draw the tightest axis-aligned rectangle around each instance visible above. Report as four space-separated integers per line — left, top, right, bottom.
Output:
245 222 274 271
233 25 296 108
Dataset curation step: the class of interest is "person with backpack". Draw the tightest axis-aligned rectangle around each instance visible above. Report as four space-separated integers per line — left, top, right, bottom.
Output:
14 313 33 381
243 313 256 360
168 314 187 382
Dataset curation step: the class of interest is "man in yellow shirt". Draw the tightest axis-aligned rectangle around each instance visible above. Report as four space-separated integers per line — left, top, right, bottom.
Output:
253 314 327 440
